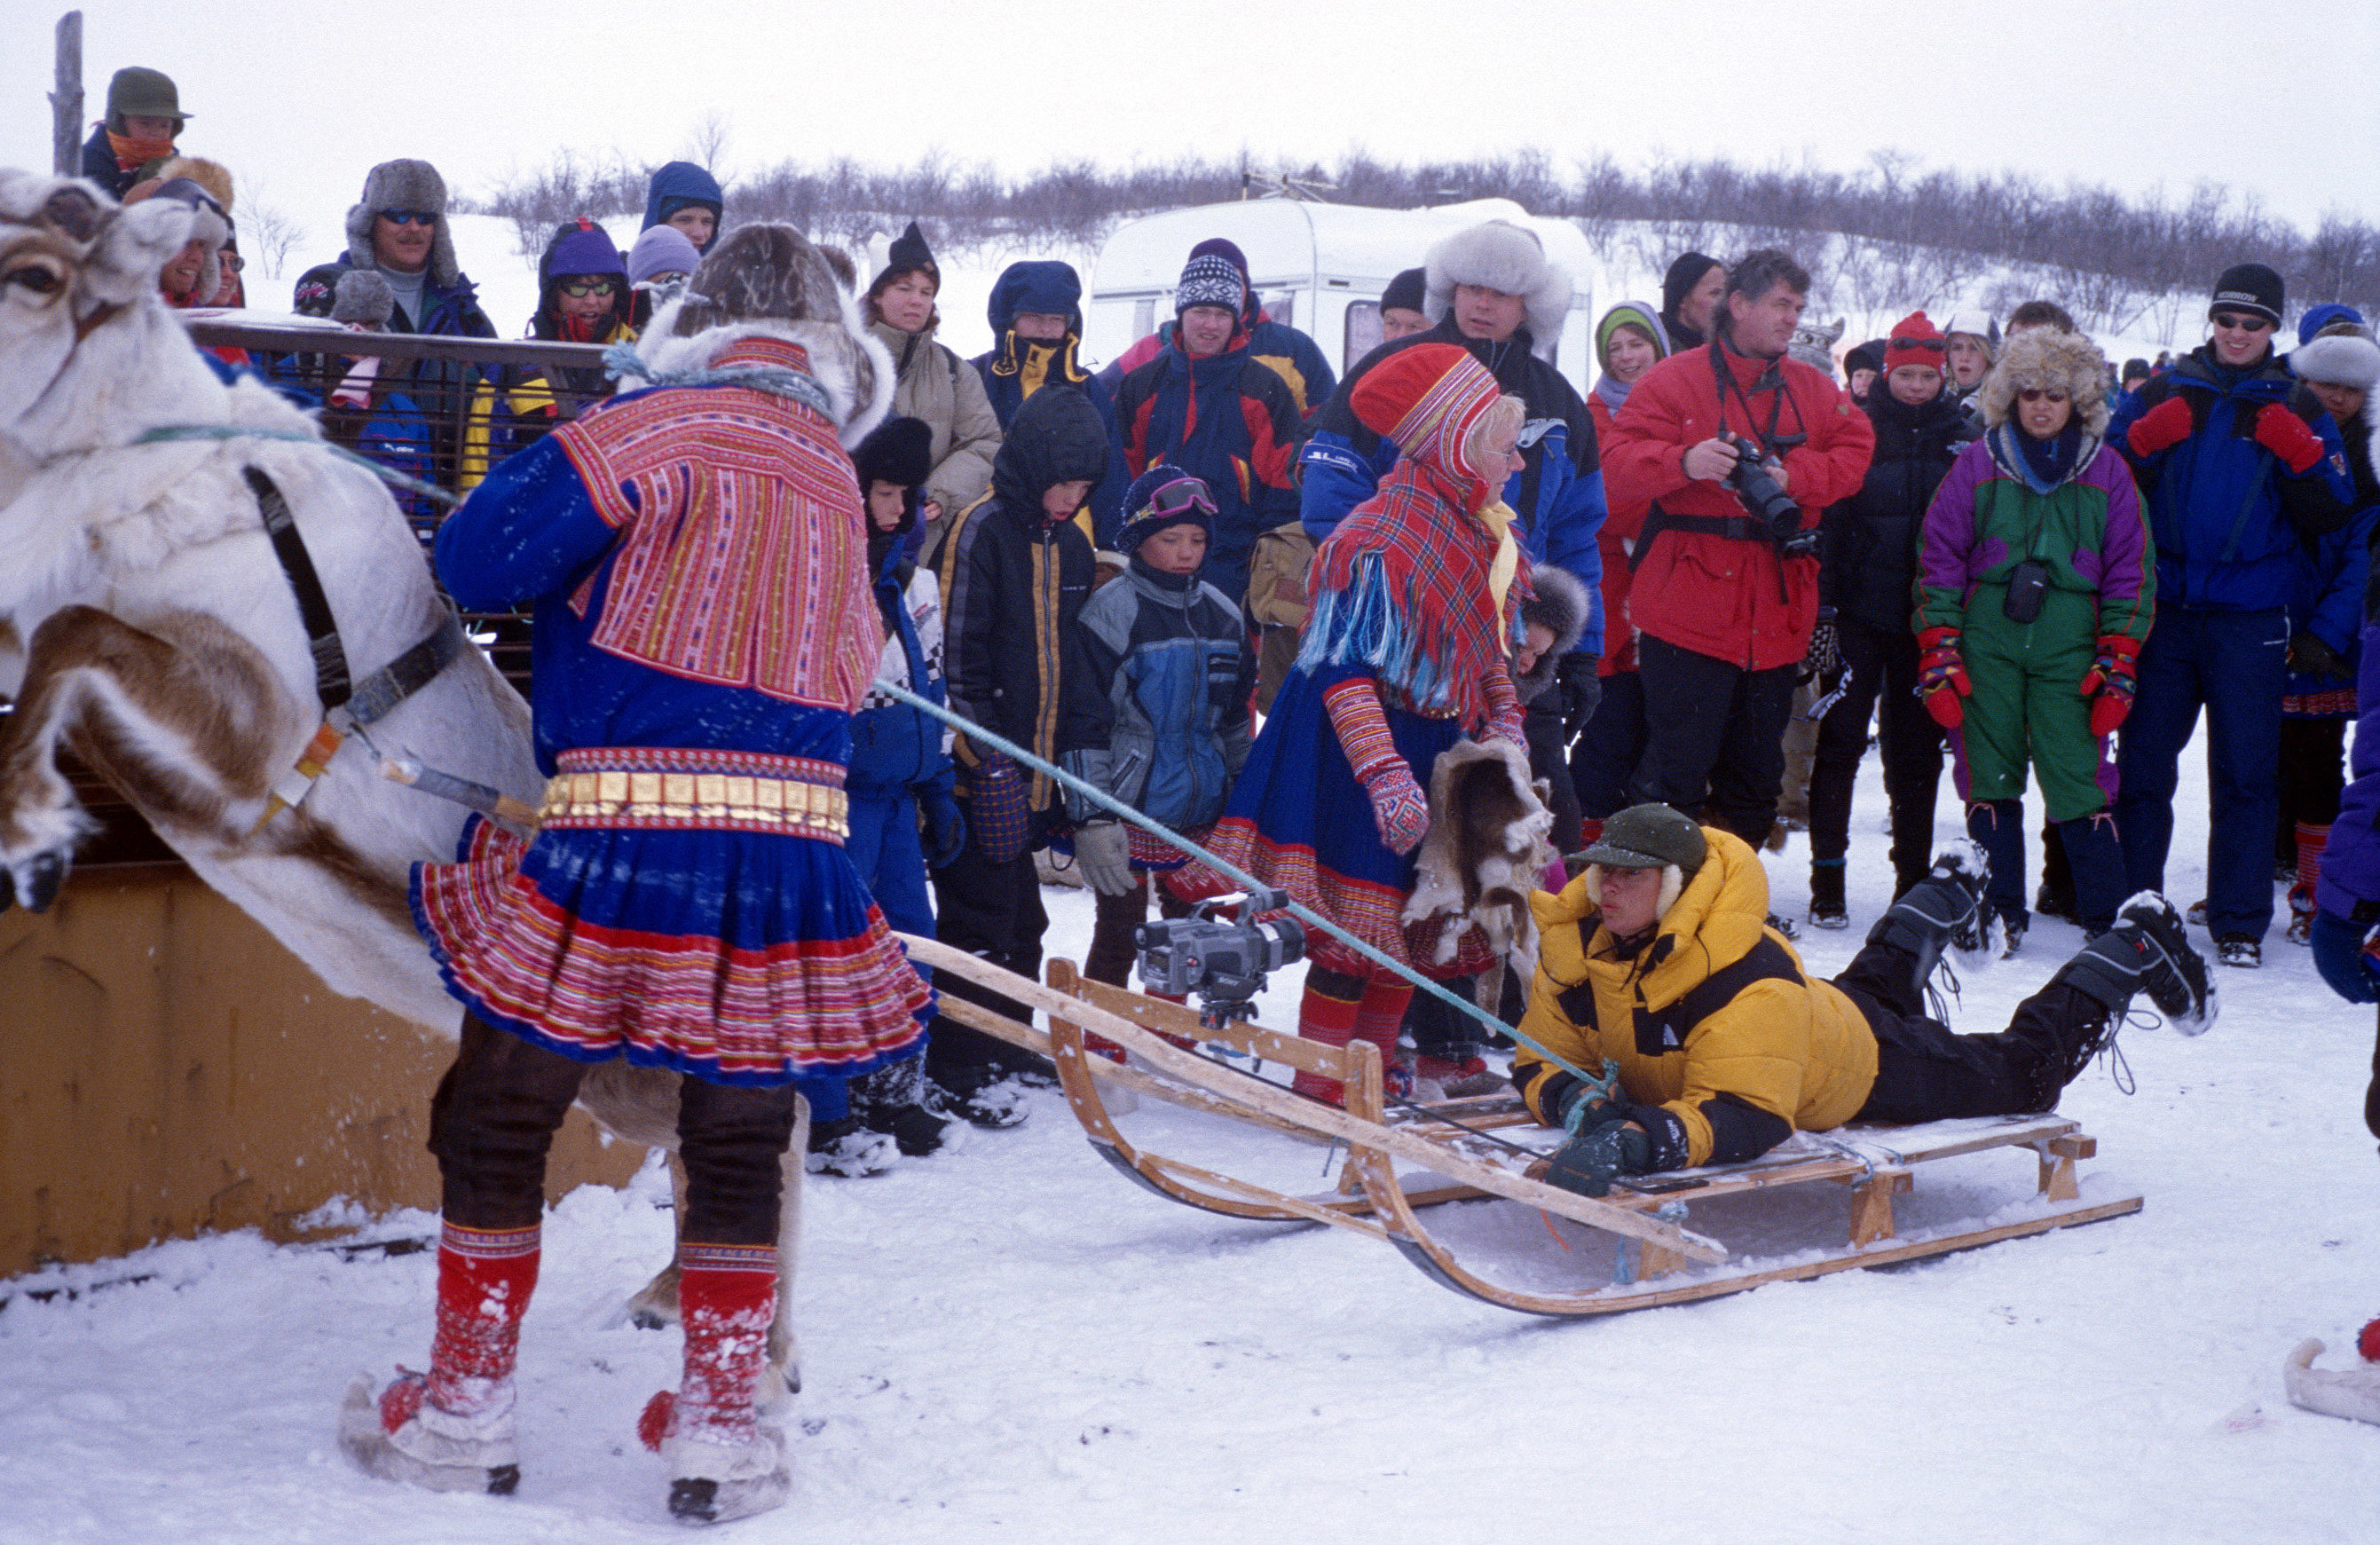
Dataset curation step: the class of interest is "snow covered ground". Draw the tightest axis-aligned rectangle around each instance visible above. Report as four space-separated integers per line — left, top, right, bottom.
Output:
4 736 2376 1545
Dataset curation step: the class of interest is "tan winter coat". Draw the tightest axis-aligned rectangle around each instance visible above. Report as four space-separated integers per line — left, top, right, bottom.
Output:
871 316 1001 554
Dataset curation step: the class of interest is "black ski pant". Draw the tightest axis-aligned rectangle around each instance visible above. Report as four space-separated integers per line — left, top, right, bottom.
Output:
1831 940 2103 1122
1570 667 1647 826
1807 619 1943 893
1085 876 1194 989
2278 715 2349 863
429 1013 801 1244
1524 698 1584 857
926 832 1050 1084
1627 635 1798 848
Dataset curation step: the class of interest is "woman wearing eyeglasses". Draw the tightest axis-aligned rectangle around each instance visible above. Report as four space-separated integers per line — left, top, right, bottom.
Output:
1915 327 2155 948
512 217 636 430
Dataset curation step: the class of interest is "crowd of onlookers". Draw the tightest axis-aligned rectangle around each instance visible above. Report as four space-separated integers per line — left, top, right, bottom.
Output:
80 64 2380 1171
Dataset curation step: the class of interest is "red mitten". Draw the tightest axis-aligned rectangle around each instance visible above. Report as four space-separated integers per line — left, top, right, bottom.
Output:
1480 667 1525 747
1917 625 1969 731
2254 402 2326 475
2079 635 2139 737
2125 395 2195 457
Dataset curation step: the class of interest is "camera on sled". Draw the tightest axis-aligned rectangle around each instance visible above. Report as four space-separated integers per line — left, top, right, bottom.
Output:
1718 431 1816 558
1135 890 1305 1032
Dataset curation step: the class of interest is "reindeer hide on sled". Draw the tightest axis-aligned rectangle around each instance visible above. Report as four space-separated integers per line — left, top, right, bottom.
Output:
1400 737 1556 1009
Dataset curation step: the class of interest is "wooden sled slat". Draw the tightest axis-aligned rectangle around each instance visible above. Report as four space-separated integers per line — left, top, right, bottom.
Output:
902 936 2143 1316
897 934 1728 1262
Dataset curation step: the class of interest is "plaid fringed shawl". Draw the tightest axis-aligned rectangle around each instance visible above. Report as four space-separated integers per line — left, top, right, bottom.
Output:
1296 466 1531 730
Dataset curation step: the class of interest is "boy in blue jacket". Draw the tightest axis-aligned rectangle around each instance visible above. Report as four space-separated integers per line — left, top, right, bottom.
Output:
1067 467 1256 988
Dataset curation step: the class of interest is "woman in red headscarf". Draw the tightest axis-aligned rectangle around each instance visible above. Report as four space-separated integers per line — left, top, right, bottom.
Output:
1189 343 1533 1100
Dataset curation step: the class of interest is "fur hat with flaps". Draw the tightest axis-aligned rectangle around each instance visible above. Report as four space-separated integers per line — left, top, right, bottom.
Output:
2293 315 2380 392
1423 220 1573 361
344 159 459 288
1981 327 2112 437
1511 564 1589 705
1578 802 1707 927
640 222 895 449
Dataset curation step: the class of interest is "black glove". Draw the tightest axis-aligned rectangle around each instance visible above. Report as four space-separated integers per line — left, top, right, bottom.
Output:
1556 653 1604 738
1542 1122 1653 1198
2289 629 2351 682
1549 1072 1628 1136
919 785 968 871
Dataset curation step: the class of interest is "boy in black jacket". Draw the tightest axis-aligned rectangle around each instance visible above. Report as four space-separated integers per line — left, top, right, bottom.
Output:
928 385 1113 1102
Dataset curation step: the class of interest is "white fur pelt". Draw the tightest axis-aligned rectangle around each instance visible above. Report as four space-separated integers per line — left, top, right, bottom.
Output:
1422 220 1573 362
1402 737 1557 1008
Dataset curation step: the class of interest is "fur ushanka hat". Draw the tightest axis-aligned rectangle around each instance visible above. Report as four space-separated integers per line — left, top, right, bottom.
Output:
1980 327 2112 437
2292 313 2380 392
1511 564 1589 705
344 159 460 288
1423 220 1574 361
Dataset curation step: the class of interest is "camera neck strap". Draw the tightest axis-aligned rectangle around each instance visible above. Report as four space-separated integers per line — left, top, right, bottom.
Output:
1706 338 1804 458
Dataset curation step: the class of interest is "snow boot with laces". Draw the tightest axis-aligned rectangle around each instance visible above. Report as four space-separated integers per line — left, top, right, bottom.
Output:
641 1244 792 1525
1866 840 1990 984
2052 893 2217 1037
339 1221 539 1496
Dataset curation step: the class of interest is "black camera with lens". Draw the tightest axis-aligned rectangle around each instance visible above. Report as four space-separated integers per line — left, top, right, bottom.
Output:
1135 890 1306 1031
1719 431 1815 557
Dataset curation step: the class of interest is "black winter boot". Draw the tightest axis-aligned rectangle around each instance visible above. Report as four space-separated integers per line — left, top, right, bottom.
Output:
1809 860 1848 930
1865 840 1990 984
2052 893 2217 1034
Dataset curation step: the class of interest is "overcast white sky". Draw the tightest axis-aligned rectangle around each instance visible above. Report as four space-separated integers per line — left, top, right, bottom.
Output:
5 0 2376 266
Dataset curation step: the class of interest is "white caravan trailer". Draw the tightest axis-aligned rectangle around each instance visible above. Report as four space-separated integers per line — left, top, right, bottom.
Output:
1084 197 1597 397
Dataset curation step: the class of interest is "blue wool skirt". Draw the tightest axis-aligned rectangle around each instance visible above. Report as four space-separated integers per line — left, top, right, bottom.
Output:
1191 662 1470 975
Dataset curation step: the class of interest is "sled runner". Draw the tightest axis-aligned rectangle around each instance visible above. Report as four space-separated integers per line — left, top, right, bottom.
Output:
901 935 2144 1318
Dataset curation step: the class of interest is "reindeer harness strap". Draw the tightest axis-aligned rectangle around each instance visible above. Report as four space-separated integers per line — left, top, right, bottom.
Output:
244 466 469 829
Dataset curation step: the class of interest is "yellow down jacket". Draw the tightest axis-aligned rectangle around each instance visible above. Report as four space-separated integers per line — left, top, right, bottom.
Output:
1514 828 1878 1169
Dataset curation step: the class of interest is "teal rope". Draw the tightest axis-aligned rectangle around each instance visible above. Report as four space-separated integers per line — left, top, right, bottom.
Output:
877 680 1616 1098
132 423 463 508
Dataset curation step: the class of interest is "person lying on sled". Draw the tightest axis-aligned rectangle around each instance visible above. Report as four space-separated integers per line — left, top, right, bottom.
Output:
1512 803 2214 1197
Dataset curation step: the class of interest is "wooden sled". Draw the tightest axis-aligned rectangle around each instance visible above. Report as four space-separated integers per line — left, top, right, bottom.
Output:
897 934 2144 1318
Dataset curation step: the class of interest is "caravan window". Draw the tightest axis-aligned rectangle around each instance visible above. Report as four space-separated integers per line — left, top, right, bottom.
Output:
1344 302 1382 371
1258 290 1295 332
1131 297 1156 345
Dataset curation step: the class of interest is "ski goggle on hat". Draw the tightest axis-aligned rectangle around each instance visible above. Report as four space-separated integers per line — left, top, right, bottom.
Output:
1143 475 1217 520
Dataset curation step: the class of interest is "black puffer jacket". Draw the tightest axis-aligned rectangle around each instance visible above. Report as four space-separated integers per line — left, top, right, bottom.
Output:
1819 387 1978 634
935 385 1113 823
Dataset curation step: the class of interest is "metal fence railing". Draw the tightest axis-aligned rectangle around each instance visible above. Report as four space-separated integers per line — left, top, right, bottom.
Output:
181 316 617 695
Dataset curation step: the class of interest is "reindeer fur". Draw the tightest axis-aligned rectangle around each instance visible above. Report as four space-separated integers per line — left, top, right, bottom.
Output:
1401 737 1557 1009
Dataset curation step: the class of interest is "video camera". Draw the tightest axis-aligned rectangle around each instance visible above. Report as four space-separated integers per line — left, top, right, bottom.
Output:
1718 431 1817 559
1135 890 1306 1032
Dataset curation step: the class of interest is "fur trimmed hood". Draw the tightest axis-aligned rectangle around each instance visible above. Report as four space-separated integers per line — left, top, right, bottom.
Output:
343 159 459 288
1513 564 1590 704
1423 220 1573 362
636 223 894 448
1980 327 2111 437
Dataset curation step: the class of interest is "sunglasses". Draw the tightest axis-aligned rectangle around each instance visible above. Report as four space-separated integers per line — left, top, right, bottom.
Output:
1892 337 1947 353
218 250 244 273
1144 476 1217 520
2211 311 2274 334
2018 388 2070 404
377 209 437 226
557 277 620 297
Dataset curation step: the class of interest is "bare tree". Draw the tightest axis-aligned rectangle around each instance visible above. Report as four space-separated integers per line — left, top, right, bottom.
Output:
245 201 306 282
684 111 731 176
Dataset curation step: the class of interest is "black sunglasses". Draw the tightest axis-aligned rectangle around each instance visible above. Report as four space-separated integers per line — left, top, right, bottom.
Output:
557 277 620 297
2018 388 2070 403
2211 311 2274 333
1893 337 1947 353
378 209 437 226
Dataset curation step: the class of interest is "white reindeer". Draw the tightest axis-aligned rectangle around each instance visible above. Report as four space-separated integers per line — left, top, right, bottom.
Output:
0 170 804 1396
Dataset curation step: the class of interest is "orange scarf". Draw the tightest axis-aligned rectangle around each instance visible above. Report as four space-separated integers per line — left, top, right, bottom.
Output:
105 126 176 172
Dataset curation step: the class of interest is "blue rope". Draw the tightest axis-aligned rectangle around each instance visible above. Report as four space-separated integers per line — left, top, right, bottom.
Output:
875 680 1616 1098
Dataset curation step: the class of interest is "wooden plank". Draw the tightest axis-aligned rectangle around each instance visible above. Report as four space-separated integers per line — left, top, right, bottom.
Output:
898 933 1728 1263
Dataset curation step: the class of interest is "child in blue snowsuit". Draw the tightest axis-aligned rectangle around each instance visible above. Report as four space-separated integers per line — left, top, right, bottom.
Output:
1068 466 1255 988
800 417 978 1171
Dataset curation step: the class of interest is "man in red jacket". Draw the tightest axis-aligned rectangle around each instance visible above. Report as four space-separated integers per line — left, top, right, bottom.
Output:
1600 249 1876 847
